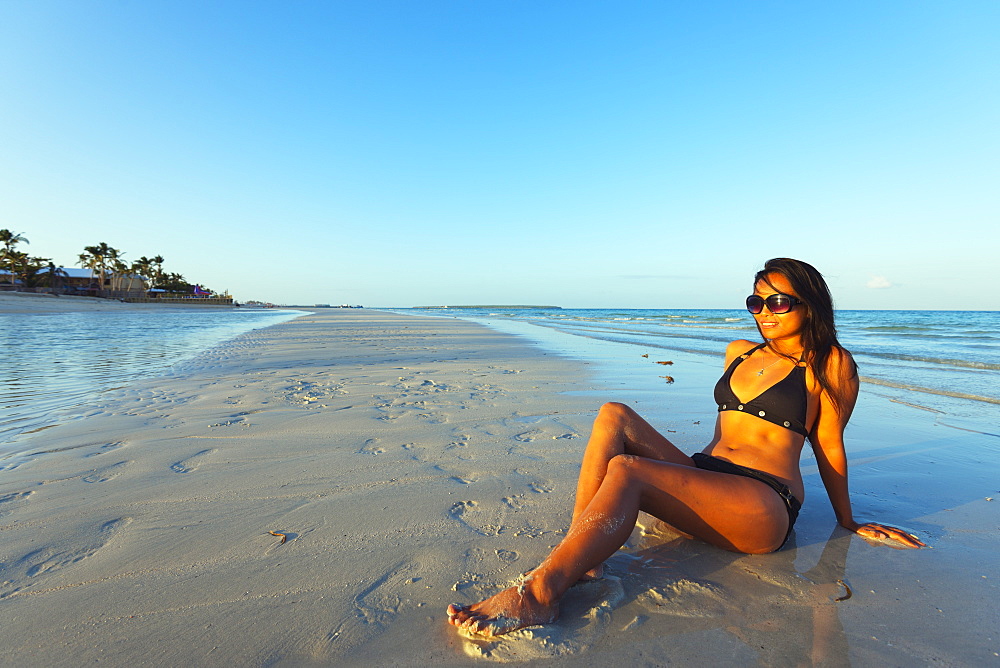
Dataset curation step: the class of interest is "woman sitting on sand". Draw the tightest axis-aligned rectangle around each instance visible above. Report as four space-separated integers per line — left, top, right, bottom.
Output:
448 257 925 637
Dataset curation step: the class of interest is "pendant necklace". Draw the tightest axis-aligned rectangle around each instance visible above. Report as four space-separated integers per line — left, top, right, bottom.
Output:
758 349 784 376
759 345 805 376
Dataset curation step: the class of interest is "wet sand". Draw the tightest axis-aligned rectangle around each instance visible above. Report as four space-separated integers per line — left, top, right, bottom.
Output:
0 307 996 666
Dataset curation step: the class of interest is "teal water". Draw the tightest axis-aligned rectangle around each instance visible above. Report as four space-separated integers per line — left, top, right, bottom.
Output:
0 308 304 448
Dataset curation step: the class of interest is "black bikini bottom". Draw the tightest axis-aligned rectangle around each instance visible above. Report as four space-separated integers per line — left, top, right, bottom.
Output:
691 453 801 550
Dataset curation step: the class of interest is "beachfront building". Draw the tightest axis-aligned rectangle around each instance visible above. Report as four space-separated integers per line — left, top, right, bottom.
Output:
44 267 147 299
3 267 148 300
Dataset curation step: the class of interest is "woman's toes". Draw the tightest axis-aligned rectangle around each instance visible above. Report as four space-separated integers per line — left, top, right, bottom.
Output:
461 615 485 631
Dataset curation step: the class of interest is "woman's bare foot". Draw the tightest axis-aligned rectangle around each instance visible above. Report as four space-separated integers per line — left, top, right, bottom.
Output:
447 583 559 637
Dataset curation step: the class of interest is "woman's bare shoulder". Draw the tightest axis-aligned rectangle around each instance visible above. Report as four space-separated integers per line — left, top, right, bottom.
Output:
723 339 760 364
726 339 759 353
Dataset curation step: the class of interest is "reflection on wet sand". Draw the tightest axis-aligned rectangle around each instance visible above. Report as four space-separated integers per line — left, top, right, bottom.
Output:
464 521 856 665
628 522 853 666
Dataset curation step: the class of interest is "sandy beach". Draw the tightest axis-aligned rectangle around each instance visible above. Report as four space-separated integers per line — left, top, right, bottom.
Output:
1 304 997 666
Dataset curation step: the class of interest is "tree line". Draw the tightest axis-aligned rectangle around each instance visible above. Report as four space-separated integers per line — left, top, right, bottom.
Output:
0 229 213 295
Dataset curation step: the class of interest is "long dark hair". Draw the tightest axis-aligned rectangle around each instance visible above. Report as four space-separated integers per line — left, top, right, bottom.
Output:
754 258 857 415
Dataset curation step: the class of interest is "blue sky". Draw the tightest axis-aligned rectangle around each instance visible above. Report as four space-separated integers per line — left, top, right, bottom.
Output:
2 1 998 309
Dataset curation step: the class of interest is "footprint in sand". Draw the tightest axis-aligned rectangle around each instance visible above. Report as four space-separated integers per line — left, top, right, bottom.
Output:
528 481 554 494
400 443 427 462
352 561 423 628
495 549 519 564
208 415 250 428
469 384 502 401
0 491 33 519
502 495 527 510
170 449 215 473
417 412 447 424
1 517 130 595
313 560 425 659
283 380 346 407
81 460 130 483
487 366 522 375
358 438 386 455
450 500 478 518
448 500 506 537
83 441 126 458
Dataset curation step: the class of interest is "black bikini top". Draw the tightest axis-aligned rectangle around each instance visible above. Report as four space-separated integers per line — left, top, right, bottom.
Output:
713 343 809 436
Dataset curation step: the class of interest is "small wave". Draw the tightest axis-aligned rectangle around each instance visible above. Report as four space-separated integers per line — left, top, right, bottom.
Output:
857 352 1000 371
657 323 750 331
858 331 994 342
859 376 1000 405
863 325 935 332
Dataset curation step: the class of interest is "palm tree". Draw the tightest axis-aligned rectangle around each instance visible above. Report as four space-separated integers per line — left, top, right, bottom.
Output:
77 242 118 292
131 256 155 292
20 256 52 288
150 255 165 288
0 229 29 285
77 250 102 291
4 250 29 287
41 261 69 292
157 272 189 293
107 249 127 295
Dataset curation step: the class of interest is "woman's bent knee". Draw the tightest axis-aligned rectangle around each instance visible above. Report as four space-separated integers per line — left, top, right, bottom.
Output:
605 453 640 480
598 402 635 425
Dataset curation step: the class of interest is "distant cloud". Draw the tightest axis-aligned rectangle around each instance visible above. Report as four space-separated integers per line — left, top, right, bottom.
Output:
866 275 893 289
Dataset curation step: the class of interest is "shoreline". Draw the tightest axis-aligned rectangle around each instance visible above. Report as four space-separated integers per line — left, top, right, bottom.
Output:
0 291 239 313
0 309 996 665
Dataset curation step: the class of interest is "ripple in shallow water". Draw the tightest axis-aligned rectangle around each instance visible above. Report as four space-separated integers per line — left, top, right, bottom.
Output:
0 308 302 447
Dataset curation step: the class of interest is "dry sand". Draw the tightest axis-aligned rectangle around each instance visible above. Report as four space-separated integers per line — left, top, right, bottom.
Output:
1 305 997 666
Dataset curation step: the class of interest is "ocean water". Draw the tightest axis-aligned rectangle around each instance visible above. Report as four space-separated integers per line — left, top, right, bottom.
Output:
0 308 304 449
398 307 1000 431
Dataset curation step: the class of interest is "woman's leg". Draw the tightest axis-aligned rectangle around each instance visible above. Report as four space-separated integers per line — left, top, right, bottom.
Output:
448 454 789 636
572 402 693 526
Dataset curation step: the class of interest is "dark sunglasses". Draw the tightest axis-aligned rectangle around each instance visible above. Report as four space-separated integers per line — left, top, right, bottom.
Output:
746 293 802 315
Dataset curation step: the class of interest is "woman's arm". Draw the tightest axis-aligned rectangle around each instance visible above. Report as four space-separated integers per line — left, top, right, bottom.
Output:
809 348 925 548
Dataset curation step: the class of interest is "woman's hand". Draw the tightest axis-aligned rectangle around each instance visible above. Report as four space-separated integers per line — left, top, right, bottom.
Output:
844 521 926 549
